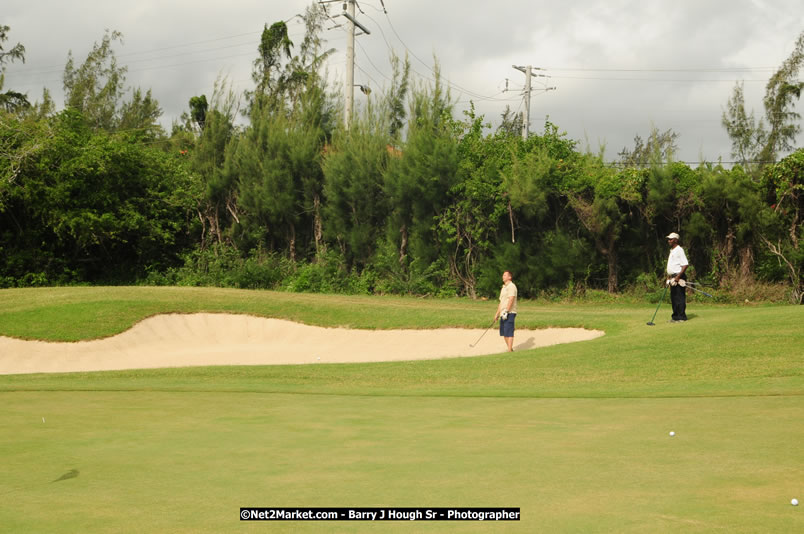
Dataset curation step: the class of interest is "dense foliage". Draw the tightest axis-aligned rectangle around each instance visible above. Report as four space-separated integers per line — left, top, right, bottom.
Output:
1 17 802 302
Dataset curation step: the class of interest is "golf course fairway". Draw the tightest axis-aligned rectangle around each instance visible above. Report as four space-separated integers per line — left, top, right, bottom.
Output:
1 287 802 532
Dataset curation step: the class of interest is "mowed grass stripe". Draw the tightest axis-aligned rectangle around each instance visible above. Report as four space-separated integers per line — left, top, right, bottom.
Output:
2 392 802 533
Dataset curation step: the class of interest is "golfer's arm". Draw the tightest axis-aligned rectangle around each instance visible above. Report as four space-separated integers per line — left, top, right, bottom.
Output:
678 265 688 277
506 296 515 312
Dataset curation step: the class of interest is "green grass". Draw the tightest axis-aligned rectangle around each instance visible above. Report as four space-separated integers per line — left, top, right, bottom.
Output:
0 287 801 398
1 287 802 532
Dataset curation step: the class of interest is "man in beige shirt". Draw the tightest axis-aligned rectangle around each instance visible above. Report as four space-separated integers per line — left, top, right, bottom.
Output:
494 270 518 352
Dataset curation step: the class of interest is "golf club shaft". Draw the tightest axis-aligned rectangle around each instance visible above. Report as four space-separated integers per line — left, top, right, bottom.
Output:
470 319 497 347
648 284 669 324
687 285 714 298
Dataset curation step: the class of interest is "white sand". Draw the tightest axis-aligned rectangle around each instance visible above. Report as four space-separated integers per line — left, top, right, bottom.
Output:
0 313 604 375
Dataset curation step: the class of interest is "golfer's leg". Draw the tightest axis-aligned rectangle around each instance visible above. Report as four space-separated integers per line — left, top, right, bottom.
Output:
679 289 687 320
503 314 515 351
679 275 688 320
670 285 680 320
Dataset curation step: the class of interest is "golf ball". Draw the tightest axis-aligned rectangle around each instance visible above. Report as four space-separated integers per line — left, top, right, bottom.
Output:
793 498 799 506
669 431 675 437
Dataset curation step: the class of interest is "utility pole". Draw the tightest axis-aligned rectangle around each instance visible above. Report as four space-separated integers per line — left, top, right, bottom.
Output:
341 0 371 129
345 0 356 129
320 0 371 128
512 65 554 140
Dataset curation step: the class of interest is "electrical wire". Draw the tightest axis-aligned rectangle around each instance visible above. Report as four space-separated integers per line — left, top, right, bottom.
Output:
551 75 768 83
546 67 776 72
358 9 512 103
5 28 307 80
354 63 382 90
354 32 393 83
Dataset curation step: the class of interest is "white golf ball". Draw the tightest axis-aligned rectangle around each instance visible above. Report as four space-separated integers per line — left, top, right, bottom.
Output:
793 498 799 506
669 431 675 437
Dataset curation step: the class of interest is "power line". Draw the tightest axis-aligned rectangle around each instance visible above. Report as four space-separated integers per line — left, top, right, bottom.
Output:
6 31 262 75
358 3 780 93
5 28 308 79
125 51 258 74
360 9 508 103
456 94 519 104
354 37 392 84
354 62 382 89
546 67 776 73
328 3 513 106
116 31 263 59
551 75 768 83
7 48 262 87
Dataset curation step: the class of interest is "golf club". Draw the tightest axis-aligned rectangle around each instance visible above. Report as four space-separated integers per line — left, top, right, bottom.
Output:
647 283 669 326
678 279 714 298
687 285 715 298
470 319 498 347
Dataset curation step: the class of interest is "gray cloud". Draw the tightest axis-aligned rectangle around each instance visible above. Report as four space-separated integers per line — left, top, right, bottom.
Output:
4 0 803 162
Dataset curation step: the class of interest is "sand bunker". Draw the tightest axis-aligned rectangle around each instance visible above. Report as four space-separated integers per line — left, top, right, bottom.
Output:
0 313 604 375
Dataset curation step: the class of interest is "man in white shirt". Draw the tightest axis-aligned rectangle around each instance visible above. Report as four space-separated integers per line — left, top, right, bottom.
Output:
495 270 518 352
666 232 689 322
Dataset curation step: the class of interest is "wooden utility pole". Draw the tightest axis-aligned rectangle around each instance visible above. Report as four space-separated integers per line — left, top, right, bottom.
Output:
342 0 371 129
345 0 356 129
512 65 554 140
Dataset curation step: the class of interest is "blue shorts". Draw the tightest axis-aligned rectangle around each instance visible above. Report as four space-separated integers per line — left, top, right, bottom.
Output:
500 313 516 337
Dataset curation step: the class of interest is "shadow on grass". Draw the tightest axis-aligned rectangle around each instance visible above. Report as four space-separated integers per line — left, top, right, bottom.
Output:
52 469 79 483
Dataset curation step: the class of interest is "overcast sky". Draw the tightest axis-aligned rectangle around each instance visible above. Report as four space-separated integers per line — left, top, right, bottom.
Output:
4 0 804 163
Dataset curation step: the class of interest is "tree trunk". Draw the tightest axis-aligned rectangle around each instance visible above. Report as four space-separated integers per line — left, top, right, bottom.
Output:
607 247 618 293
212 205 223 246
595 234 618 293
508 199 516 243
313 193 324 256
724 226 735 259
464 251 477 299
197 210 207 250
738 245 754 281
399 224 408 265
288 224 296 262
760 235 802 304
714 226 736 282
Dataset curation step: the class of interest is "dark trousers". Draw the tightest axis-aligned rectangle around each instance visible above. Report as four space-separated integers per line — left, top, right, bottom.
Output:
670 273 687 321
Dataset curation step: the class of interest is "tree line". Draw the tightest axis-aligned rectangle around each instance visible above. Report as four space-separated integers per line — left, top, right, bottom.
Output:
1 13 802 303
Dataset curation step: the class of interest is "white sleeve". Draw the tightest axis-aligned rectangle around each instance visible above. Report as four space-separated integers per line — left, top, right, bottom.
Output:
678 248 689 266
